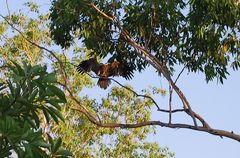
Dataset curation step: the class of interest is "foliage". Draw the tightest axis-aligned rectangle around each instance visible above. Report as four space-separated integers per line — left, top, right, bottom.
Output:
53 85 173 158
0 4 72 157
0 7 50 65
0 62 71 157
0 2 174 157
49 0 240 83
50 44 174 157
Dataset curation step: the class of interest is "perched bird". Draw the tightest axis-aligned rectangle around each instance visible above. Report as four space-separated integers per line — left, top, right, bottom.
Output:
77 58 133 89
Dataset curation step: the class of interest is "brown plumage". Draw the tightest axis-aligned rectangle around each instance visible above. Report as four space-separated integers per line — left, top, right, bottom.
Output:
77 58 133 89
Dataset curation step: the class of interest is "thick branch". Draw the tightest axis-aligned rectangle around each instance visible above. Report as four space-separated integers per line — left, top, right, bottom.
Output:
71 107 240 142
120 29 198 127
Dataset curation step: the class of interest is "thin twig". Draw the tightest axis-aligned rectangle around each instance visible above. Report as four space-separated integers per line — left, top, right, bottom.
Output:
5 0 11 18
83 71 162 111
158 108 185 113
174 64 187 84
169 84 173 124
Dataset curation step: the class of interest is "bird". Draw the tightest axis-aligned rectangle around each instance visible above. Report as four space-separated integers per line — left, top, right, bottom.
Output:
77 58 133 89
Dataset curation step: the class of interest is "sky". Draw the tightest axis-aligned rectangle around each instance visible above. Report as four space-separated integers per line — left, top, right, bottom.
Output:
0 0 240 158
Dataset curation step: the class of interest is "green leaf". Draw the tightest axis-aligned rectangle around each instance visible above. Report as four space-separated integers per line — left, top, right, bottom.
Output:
0 82 6 91
31 110 40 127
25 144 34 157
30 64 43 75
47 85 67 103
29 88 38 102
45 107 60 124
7 81 15 96
25 116 37 128
53 137 62 154
55 149 73 157
32 140 50 148
48 106 64 122
17 97 33 107
42 107 50 124
11 60 25 76
47 133 54 147
47 99 62 110
43 73 57 83
0 146 12 157
15 83 21 96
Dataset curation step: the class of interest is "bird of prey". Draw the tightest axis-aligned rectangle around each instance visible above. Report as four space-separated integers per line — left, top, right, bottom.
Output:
77 58 133 89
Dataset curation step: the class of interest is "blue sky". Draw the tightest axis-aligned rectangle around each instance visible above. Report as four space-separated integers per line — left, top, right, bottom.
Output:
1 1 240 157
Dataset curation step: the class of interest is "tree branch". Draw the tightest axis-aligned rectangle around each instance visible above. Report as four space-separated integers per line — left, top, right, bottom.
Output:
71 107 240 142
169 84 173 124
57 69 240 142
174 64 187 84
5 0 11 19
90 3 114 21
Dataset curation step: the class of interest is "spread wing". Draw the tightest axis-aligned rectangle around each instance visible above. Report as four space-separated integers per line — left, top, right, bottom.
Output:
118 63 134 80
108 61 134 80
77 58 100 75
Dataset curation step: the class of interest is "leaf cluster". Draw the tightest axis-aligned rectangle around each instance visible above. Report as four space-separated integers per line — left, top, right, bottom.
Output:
53 86 174 158
0 61 71 157
49 0 240 83
1 2 174 157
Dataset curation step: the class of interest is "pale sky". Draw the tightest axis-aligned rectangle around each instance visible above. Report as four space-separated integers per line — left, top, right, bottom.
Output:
1 1 240 157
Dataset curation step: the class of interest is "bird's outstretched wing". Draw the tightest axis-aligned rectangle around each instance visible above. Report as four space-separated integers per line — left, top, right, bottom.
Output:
118 63 134 80
77 58 134 89
77 58 100 75
108 61 134 80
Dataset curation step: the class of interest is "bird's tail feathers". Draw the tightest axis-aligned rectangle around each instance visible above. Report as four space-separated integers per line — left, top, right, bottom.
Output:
97 78 111 89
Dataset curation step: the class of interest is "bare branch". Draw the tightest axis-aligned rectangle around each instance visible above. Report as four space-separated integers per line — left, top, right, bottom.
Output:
174 64 187 84
5 0 11 18
120 29 199 126
158 108 185 113
71 107 240 142
169 84 173 124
